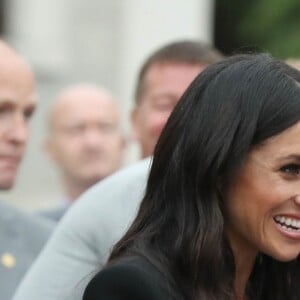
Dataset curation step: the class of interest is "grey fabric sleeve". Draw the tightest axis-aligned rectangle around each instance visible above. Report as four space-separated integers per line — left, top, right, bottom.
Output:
12 158 151 300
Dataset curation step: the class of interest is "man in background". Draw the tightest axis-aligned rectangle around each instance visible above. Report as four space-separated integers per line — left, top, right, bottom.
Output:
42 84 125 220
131 40 220 157
0 40 54 300
13 40 223 300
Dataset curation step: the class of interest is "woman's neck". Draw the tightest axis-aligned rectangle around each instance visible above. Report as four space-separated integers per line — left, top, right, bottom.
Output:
226 230 258 299
234 254 255 298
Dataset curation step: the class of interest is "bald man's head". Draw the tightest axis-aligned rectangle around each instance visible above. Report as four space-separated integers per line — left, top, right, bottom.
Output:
46 84 124 199
48 84 118 131
0 40 36 189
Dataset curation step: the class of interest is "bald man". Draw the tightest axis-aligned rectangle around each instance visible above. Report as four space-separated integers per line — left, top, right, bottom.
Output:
42 84 125 220
0 41 54 300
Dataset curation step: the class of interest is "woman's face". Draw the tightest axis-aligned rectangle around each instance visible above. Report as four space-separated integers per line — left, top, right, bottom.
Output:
225 121 300 262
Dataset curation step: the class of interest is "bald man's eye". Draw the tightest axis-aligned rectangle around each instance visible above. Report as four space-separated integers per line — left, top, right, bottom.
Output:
24 106 35 120
64 124 85 135
0 103 13 119
98 123 117 133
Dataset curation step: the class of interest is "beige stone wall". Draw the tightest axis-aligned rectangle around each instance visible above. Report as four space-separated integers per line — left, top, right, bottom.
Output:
0 0 214 211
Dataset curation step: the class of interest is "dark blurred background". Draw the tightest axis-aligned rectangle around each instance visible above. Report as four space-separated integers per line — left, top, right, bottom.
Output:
215 0 300 58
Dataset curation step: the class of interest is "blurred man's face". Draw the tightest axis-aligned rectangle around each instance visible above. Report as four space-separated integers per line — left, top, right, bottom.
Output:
0 50 36 189
132 62 206 158
47 88 124 187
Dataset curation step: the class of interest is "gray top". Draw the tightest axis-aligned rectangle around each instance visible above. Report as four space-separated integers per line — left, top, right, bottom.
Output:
39 203 69 222
0 200 54 300
13 158 151 300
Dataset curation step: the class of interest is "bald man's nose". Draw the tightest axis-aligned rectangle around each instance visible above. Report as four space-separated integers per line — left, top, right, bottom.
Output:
83 127 104 145
5 113 29 144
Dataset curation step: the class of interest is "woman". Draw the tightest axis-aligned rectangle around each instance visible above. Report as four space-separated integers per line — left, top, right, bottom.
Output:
83 54 300 300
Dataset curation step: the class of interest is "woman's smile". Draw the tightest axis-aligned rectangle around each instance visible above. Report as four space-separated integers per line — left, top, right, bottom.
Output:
274 214 300 239
225 121 300 262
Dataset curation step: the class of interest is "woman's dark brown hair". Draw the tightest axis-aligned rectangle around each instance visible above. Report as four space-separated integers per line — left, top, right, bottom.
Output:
110 54 300 300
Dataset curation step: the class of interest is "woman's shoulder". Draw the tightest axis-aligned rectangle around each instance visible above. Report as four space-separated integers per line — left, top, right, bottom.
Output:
83 256 169 300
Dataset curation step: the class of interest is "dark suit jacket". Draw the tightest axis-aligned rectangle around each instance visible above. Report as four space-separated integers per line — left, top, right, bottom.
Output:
83 256 171 300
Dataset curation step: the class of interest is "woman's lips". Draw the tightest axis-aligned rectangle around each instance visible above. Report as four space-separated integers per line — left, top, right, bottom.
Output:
274 215 300 240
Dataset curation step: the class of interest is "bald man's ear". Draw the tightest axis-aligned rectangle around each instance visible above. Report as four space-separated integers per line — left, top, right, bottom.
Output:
119 136 128 163
43 137 59 163
121 135 128 150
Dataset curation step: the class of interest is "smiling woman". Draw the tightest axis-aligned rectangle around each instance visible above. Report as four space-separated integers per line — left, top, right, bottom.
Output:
225 122 300 265
83 54 300 300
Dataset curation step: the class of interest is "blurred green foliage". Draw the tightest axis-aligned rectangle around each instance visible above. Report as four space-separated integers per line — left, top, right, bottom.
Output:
215 0 300 59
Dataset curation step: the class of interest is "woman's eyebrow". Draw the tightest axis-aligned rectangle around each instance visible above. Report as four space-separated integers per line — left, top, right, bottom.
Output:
275 154 300 162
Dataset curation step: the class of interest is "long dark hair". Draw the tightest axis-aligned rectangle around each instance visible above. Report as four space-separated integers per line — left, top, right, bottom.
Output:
110 54 300 299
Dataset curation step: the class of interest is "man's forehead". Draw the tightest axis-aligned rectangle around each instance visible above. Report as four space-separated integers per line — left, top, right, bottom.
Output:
0 66 36 100
136 62 206 105
142 62 206 89
142 62 205 92
0 42 35 93
0 40 17 56
0 41 30 69
53 99 118 119
49 88 120 130
52 91 118 118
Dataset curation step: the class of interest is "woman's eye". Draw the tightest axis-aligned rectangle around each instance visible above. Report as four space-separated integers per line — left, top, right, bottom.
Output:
280 164 300 175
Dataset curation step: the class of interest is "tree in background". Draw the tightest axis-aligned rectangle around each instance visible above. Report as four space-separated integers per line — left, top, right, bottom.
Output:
215 0 300 59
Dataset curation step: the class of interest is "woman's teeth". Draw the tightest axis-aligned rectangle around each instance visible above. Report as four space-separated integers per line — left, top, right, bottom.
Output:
274 216 300 231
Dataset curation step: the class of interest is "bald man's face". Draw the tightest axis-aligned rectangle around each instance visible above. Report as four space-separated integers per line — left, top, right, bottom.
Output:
46 90 124 187
0 52 36 189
